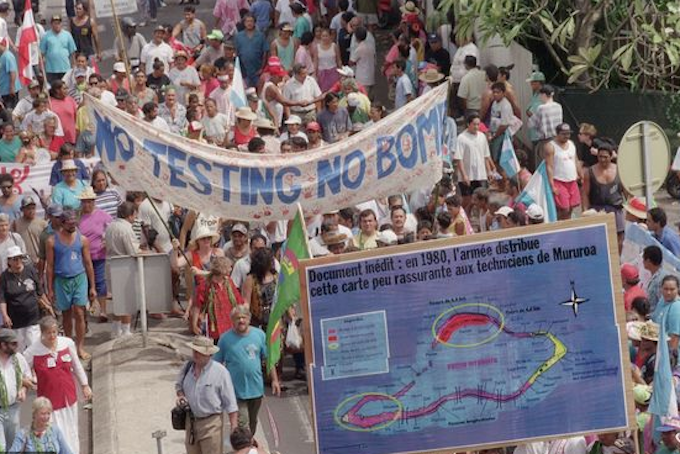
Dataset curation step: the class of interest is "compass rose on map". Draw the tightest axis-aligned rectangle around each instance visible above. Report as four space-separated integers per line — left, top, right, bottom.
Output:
559 281 589 317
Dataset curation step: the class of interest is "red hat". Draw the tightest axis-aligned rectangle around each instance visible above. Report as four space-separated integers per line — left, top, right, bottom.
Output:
479 123 489 133
267 56 282 68
306 121 321 132
267 66 288 77
621 264 639 283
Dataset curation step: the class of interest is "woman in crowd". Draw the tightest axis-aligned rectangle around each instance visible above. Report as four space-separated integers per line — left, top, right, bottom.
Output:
24 317 91 454
171 227 225 327
78 187 112 323
51 160 88 210
242 247 277 330
314 27 341 92
39 117 66 159
10 397 74 454
91 169 123 218
192 256 244 340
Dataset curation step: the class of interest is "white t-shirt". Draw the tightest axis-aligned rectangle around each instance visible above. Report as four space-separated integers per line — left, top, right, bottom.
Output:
168 65 201 103
282 77 321 112
449 42 479 83
489 98 513 134
140 41 174 75
139 199 173 253
453 130 491 182
201 113 231 143
275 0 295 27
0 17 8 41
149 116 171 132
350 39 375 86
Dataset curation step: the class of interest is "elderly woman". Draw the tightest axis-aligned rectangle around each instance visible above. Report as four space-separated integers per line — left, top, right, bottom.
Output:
10 397 73 454
51 160 88 210
171 227 226 330
0 246 51 350
91 169 123 218
78 187 112 323
24 317 91 454
192 256 243 340
158 87 188 135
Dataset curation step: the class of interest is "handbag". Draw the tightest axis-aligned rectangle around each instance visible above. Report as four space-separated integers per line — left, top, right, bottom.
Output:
171 361 193 430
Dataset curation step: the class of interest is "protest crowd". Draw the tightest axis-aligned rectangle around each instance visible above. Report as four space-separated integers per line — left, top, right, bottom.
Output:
0 0 673 453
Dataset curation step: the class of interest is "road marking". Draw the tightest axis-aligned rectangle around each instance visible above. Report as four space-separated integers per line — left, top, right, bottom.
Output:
265 402 280 448
292 395 314 443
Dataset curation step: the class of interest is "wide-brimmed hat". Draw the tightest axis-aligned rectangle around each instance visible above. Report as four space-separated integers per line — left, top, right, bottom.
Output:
657 416 680 432
377 230 398 245
322 231 347 246
624 197 652 220
337 66 354 77
187 336 219 355
255 118 277 131
418 68 444 84
235 107 257 121
280 22 294 32
191 226 219 247
639 320 659 342
626 321 644 341
174 50 189 60
60 159 78 172
400 1 419 14
78 186 97 200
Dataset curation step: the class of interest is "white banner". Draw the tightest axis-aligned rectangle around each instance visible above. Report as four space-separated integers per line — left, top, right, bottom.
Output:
1 158 99 213
88 83 448 221
92 0 138 18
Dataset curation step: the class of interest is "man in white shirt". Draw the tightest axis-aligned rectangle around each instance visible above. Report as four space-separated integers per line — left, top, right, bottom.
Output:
282 63 321 123
140 25 174 75
394 60 413 109
454 114 496 212
142 102 171 132
488 81 514 162
457 55 486 115
275 0 297 28
349 26 375 98
201 98 231 145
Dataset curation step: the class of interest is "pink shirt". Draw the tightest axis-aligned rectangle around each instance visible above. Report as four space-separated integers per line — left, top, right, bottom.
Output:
295 45 315 76
202 78 220 98
50 96 78 144
213 0 249 37
79 209 113 260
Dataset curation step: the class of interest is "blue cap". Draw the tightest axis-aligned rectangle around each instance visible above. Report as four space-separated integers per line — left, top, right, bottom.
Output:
46 203 63 217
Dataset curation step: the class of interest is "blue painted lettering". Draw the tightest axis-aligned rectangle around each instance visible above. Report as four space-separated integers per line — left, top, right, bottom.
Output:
342 150 365 190
317 156 342 197
188 157 211 195
396 125 419 169
213 163 238 202
376 136 396 179
275 167 301 204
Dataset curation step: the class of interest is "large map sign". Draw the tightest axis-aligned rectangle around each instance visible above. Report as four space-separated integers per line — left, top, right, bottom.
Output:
300 216 634 454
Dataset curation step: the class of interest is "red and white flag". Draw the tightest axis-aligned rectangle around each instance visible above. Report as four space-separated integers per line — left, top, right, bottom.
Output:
17 0 38 86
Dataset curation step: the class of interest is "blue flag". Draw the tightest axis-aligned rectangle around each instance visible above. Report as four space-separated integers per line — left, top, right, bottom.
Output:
516 162 558 222
230 57 247 109
499 132 520 178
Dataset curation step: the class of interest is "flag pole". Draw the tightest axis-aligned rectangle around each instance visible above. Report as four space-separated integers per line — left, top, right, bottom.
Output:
107 0 132 85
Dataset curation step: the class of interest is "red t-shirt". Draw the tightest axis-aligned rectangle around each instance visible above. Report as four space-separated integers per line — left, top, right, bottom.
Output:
625 284 647 312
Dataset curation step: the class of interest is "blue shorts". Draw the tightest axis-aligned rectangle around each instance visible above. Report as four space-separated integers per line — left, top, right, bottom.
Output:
93 259 107 297
55 273 88 311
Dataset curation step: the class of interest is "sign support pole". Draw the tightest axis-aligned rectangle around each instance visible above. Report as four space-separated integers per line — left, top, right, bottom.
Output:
641 121 654 205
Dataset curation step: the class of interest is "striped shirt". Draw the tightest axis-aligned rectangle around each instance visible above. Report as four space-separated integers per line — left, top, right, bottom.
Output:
529 101 563 140
94 189 123 218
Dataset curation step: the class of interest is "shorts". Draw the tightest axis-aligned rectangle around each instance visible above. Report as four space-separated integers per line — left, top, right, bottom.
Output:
553 179 581 210
55 273 89 312
93 259 107 297
458 180 485 197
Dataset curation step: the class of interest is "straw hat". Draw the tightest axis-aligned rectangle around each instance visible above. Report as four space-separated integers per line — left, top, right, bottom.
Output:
623 197 652 220
187 336 219 355
191 226 219 248
235 107 257 121
60 159 78 172
255 118 277 131
639 320 659 342
418 68 444 84
77 186 97 200
626 321 644 341
400 1 420 14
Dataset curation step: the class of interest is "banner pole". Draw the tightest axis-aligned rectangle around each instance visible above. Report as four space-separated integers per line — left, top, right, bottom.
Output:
143 192 191 265
108 0 132 81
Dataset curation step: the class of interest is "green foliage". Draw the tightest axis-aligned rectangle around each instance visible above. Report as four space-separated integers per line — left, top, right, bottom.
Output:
446 0 680 91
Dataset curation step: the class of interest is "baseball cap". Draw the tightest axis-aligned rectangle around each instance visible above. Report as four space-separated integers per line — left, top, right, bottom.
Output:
427 33 440 43
154 25 165 32
337 66 354 77
0 328 17 343
51 14 62 22
113 61 127 73
377 230 398 245
231 223 248 235
46 204 63 217
284 115 301 125
526 71 546 83
621 263 639 282
494 206 513 217
306 121 321 132
206 29 224 41
28 80 40 89
526 203 544 221
74 68 88 78
21 196 36 209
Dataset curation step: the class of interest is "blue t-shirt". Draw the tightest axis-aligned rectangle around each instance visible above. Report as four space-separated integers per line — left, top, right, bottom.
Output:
51 179 87 209
234 30 269 84
214 327 267 400
653 298 680 348
0 197 21 223
0 51 20 96
250 0 272 32
657 227 680 258
40 30 77 73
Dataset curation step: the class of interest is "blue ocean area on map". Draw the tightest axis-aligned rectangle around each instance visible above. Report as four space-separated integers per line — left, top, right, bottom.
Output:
305 223 629 454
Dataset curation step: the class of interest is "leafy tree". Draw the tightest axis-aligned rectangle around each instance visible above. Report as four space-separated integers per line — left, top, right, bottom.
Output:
442 0 680 91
